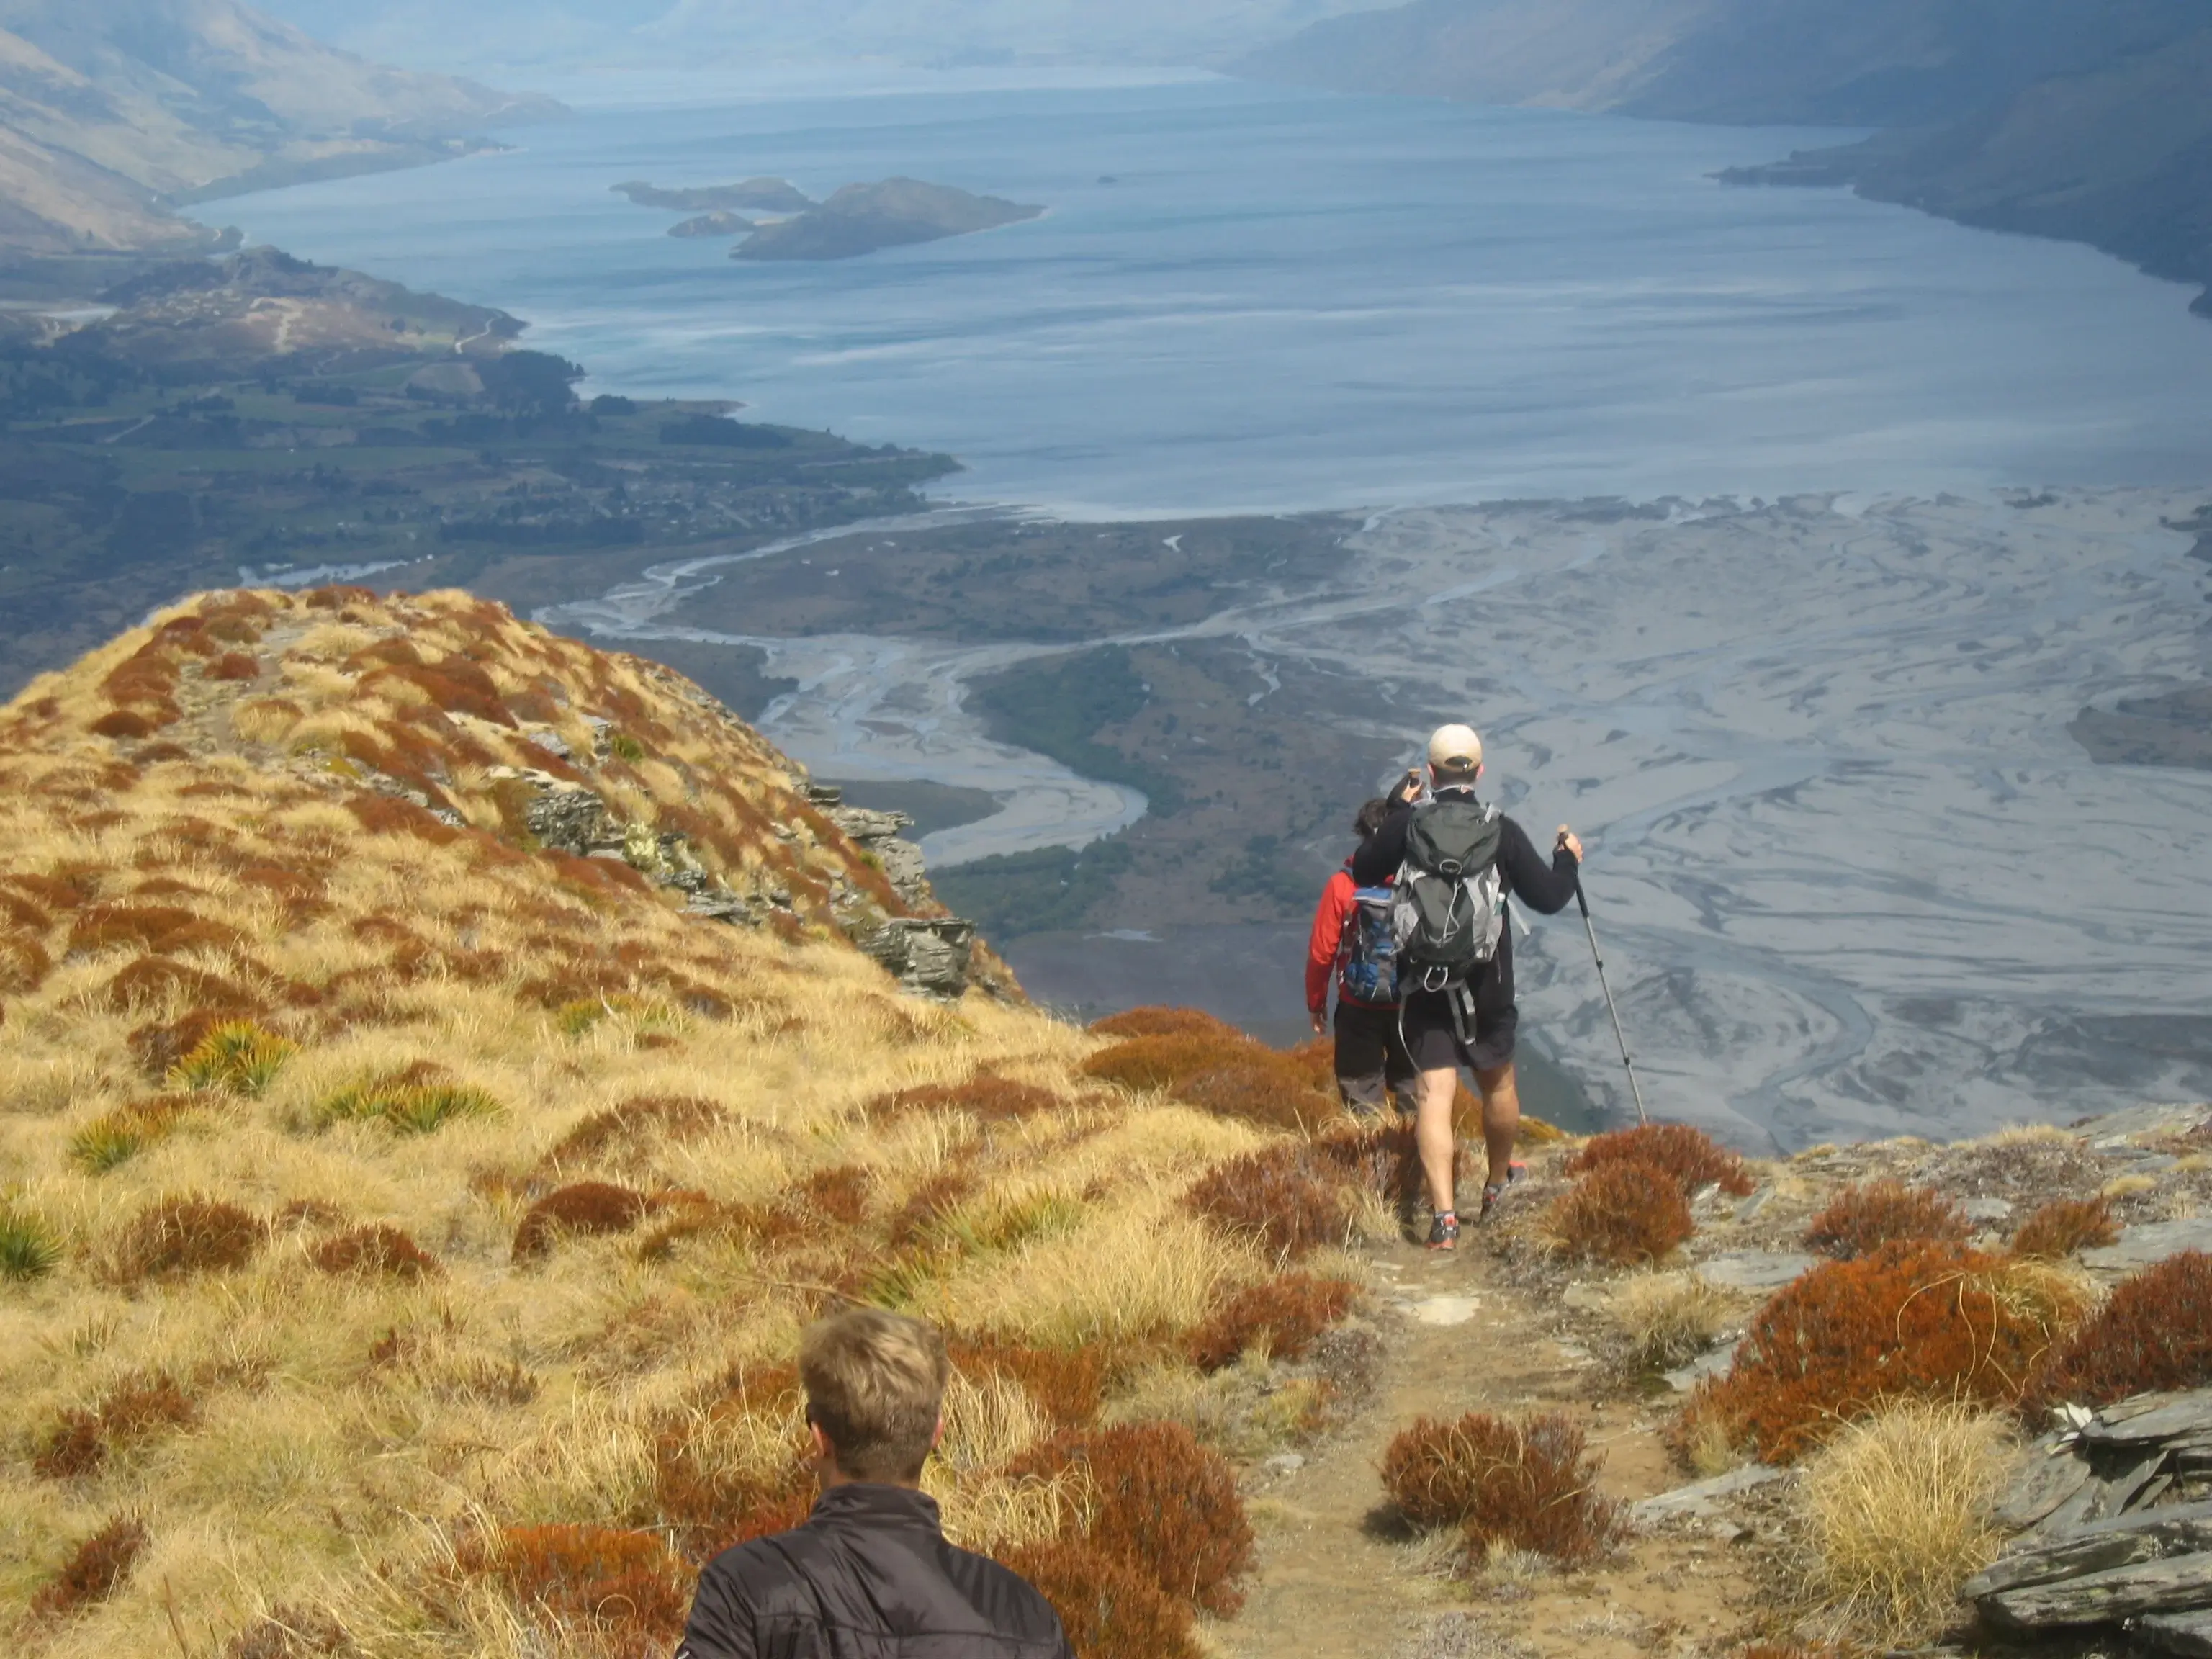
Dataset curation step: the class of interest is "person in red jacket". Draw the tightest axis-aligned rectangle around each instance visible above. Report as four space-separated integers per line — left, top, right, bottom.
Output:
1307 796 1415 1116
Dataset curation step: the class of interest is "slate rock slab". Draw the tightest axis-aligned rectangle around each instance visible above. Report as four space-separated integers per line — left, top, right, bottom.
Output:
1984 1550 2212 1628
2082 1219 2212 1273
1968 1501 2212 1597
2142 1609 2212 1658
2070 1103 2212 1147
1629 1463 1786 1524
1992 1439 2092 1531
1665 1339 1740 1393
1694 1251 1820 1291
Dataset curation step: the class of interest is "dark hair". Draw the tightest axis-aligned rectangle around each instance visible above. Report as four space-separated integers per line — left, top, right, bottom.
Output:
1354 797 1393 839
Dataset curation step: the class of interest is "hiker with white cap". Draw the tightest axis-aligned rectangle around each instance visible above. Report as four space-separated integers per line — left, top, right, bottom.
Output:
1349 724 1583 1250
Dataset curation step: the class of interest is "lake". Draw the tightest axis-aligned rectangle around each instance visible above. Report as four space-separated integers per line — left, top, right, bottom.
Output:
232 73 2212 516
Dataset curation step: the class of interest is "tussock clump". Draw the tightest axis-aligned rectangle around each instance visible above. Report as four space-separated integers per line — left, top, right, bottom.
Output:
1566 1122 1755 1195
35 1368 197 1478
69 1094 197 1172
316 1066 503 1135
1186 1272 1359 1372
1380 1411 1623 1565
1088 1006 1241 1041
1606 1272 1738 1370
867 1074 1062 1124
0 1202 64 1279
462 1524 691 1655
649 1365 814 1560
2026 1249 2212 1412
1184 1143 1355 1259
1009 1421 1252 1616
168 1020 298 1096
2009 1196 2118 1260
310 1223 441 1280
221 1605 354 1658
1545 1164 1693 1265
546 1094 724 1167
1804 1180 1970 1260
1001 1538 1201 1659
513 1182 660 1262
1 927 52 992
1797 1401 2014 1647
109 1193 265 1282
1680 1244 2089 1463
29 1514 150 1618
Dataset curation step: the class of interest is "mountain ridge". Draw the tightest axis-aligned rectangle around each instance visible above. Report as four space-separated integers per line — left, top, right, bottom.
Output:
0 0 561 259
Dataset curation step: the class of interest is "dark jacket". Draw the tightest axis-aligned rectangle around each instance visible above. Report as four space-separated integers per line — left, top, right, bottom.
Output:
675 1483 1073 1659
1349 788 1581 1022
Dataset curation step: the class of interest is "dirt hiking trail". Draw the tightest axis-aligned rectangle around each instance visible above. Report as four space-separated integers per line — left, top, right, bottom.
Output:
1223 1222 1766 1659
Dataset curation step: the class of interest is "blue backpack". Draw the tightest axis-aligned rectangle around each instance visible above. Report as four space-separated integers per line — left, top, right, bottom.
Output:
1337 881 1400 1005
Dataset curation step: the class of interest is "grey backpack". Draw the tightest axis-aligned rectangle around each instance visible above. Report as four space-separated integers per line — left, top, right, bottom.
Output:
1392 799 1506 994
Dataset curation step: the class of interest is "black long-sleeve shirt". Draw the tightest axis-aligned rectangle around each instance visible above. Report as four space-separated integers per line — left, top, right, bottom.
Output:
1350 788 1581 1020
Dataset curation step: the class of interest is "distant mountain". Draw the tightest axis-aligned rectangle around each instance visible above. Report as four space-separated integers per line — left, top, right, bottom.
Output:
0 0 562 258
1239 0 2212 312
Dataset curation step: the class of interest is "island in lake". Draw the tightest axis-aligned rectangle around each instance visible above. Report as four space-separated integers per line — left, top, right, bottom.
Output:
669 210 753 238
613 177 814 212
732 178 1044 261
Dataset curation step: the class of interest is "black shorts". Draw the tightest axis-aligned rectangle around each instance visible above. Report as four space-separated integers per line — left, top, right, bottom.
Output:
1332 999 1416 1112
1400 989 1518 1074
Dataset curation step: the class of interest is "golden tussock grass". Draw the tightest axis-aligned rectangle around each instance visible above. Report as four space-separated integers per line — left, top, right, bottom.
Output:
1794 1401 2018 1647
1603 1271 1742 1370
0 588 1353 1655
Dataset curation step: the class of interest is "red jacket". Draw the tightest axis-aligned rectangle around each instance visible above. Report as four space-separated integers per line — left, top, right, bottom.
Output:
1307 863 1395 1014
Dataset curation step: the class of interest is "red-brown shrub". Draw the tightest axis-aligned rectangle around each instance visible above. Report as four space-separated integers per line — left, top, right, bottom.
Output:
35 1370 197 1478
1088 1007 1240 1042
109 1195 265 1282
128 1005 256 1078
310 1224 441 1280
91 709 158 740
546 1094 724 1166
71 902 245 956
866 1074 1061 1123
945 1337 1107 1427
2026 1250 2212 1412
1681 1242 2087 1462
1186 1273 1359 1372
887 1172 976 1250
1545 1164 1693 1265
1183 1143 1354 1259
649 1365 814 1561
513 1182 657 1262
1380 1411 1623 1564
1008 1422 1251 1616
999 1539 1200 1659
2010 1196 2119 1261
801 1164 871 1226
30 1514 149 1617
1565 1122 1755 1197
1080 1034 1228 1094
1314 1120 1471 1217
104 957 256 1014
464 1524 691 1658
1804 1179 1969 1260
1171 1056 1339 1133
210 652 261 682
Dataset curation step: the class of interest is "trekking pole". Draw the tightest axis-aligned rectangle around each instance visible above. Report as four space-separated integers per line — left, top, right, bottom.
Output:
1565 848 1650 1127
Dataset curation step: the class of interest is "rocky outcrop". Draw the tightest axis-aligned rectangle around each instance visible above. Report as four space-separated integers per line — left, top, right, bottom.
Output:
1969 1388 2212 1648
860 918 979 1001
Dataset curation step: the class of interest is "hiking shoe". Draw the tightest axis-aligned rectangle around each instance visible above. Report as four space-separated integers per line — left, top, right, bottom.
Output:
1426 1210 1460 1251
1479 1162 1528 1222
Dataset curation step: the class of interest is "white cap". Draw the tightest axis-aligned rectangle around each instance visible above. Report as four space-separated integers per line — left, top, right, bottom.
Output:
1426 723 1484 775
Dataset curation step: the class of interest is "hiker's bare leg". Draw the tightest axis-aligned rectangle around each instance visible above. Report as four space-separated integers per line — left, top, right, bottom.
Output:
1414 1066 1459 1215
1474 1061 1520 1187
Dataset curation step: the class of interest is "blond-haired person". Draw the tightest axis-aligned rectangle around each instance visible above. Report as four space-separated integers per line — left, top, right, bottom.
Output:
677 1309 1072 1659
1349 724 1583 1250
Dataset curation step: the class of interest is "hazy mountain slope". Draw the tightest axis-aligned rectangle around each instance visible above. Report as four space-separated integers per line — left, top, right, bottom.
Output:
1241 0 2212 312
0 0 560 257
251 0 1382 73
